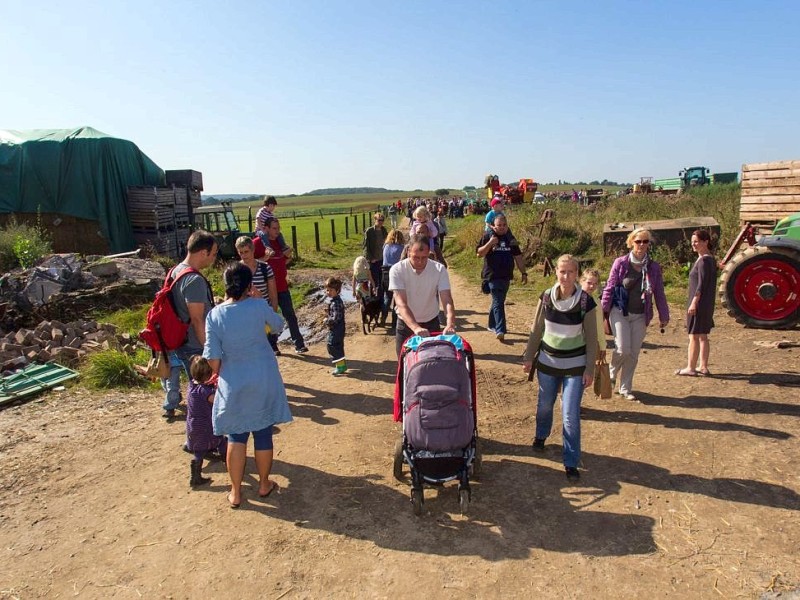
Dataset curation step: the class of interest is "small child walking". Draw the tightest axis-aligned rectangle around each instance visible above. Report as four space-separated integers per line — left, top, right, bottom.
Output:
324 277 347 376
186 356 227 487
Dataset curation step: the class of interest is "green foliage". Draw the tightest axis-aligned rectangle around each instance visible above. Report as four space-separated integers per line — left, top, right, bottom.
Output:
435 188 451 197
83 350 148 389
92 307 149 336
0 216 52 270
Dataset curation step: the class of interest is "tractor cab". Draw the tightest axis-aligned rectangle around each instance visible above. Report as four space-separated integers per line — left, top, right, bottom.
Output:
679 166 711 187
192 201 247 259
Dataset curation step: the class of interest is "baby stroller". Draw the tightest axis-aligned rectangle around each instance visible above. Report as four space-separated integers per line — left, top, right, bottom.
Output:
392 334 480 515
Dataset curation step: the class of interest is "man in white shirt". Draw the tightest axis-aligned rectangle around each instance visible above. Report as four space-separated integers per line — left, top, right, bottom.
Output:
389 235 456 357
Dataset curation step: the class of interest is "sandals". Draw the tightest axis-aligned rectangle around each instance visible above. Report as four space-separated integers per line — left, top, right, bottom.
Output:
227 492 240 509
675 368 698 377
697 369 712 377
258 481 279 498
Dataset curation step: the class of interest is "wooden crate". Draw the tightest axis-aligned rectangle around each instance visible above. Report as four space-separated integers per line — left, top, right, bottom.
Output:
740 160 800 228
165 169 203 191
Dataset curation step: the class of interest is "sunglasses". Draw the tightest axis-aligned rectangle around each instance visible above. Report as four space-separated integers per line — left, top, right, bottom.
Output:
634 239 650 245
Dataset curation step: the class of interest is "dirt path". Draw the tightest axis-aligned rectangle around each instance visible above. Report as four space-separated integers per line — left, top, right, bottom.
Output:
1 271 798 598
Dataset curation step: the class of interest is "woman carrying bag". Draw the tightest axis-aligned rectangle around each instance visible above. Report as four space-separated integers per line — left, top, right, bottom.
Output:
523 255 598 481
601 228 670 401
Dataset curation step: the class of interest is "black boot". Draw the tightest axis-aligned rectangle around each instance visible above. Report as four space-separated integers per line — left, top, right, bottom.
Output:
190 459 211 487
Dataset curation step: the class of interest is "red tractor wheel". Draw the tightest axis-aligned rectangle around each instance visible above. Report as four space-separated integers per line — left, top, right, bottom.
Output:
719 246 800 329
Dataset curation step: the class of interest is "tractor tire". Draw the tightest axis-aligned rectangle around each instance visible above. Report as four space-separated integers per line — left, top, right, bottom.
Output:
718 246 800 329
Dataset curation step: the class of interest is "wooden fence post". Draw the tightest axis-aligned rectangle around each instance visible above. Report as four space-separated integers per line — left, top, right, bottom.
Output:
362 213 367 230
330 219 336 244
345 216 349 239
353 215 359 234
314 222 320 251
291 225 298 257
248 207 253 232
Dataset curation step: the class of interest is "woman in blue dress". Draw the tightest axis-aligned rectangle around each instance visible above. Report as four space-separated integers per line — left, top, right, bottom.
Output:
204 263 292 508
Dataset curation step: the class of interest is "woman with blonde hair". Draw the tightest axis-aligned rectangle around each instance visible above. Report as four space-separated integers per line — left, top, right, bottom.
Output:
523 254 598 480
381 229 405 330
600 228 670 400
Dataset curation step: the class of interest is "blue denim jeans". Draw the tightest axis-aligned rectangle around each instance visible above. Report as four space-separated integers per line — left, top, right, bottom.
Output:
488 279 510 334
535 370 585 468
161 347 196 411
369 259 385 317
277 290 305 350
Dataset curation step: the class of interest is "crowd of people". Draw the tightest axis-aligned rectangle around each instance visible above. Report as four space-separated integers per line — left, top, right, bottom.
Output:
162 193 718 503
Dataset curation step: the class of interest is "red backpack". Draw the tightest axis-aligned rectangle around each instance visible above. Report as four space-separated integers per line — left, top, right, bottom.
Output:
140 266 201 352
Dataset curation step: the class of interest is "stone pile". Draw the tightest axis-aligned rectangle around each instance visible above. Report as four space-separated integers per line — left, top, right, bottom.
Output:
0 319 137 372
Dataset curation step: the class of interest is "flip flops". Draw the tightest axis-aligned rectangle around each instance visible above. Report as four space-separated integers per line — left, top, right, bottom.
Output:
697 369 712 377
227 493 240 509
675 368 698 376
258 481 279 498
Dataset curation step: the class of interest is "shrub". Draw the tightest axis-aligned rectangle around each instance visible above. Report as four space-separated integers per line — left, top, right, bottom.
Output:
83 350 148 389
0 216 52 271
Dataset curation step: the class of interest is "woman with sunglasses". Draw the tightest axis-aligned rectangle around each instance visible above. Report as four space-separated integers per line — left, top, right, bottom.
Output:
600 228 670 400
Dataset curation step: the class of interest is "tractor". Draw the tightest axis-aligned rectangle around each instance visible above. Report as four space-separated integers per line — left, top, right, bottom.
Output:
718 161 800 329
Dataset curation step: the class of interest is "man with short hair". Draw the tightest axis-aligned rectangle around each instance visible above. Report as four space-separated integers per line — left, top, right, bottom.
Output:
363 212 388 323
162 230 218 419
476 214 528 342
262 217 308 354
389 235 456 357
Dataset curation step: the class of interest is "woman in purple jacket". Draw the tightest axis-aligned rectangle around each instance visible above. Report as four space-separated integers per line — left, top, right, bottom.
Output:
601 228 670 400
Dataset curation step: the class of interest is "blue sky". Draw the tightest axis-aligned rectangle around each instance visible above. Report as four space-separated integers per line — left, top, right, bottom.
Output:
2 0 798 195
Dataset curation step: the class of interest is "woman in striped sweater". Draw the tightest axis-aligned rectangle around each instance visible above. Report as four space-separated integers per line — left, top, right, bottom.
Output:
523 255 599 480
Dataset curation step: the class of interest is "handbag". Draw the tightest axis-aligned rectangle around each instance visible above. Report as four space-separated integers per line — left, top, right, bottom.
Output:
146 351 171 380
481 279 490 295
593 354 612 399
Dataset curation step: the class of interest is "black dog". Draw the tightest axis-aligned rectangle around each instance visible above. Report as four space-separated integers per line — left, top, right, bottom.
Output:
360 295 382 334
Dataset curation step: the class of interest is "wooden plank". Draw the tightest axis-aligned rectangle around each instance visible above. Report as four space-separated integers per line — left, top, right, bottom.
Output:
742 160 800 171
741 177 800 189
741 186 800 195
739 194 800 204
741 168 800 179
741 191 800 200
739 204 800 213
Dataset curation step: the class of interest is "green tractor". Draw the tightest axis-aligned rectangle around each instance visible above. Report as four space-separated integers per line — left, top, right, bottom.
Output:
719 211 800 329
192 201 253 260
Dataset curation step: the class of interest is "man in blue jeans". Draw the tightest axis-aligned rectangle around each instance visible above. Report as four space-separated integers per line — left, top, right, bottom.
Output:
162 230 218 419
257 217 308 354
475 214 527 342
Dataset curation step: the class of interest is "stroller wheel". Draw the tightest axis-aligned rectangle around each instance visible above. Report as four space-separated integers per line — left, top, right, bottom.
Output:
459 489 470 516
392 439 405 482
411 488 423 516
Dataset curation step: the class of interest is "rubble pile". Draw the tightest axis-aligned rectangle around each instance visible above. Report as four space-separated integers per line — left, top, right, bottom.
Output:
0 319 136 372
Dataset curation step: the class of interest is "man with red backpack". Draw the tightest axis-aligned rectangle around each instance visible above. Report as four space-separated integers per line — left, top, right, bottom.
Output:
161 230 218 419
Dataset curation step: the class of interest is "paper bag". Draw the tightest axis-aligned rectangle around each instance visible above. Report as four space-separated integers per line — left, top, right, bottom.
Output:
146 351 171 380
593 355 612 399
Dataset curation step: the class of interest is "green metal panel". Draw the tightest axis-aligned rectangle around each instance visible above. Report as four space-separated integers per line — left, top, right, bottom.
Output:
0 362 79 406
653 177 682 190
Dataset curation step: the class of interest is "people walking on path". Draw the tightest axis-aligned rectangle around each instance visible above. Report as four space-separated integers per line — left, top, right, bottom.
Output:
161 230 217 419
381 229 405 330
255 217 308 354
363 212 388 321
324 277 347 376
389 235 456 357
677 229 717 376
601 228 670 400
522 254 598 480
476 214 527 342
204 262 292 509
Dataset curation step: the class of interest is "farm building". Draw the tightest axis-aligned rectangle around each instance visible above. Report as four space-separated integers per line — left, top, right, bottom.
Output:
0 127 164 254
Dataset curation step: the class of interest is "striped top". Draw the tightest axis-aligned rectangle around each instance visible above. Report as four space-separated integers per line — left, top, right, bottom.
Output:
252 260 274 299
523 287 599 377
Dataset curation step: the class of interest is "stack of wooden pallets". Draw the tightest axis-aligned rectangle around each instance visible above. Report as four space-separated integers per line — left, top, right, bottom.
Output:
126 170 202 259
740 160 800 232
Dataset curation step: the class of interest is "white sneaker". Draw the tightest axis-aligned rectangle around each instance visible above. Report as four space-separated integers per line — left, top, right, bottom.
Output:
619 392 636 401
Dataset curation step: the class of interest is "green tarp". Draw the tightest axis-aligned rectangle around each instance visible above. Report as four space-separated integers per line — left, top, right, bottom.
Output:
0 127 164 252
